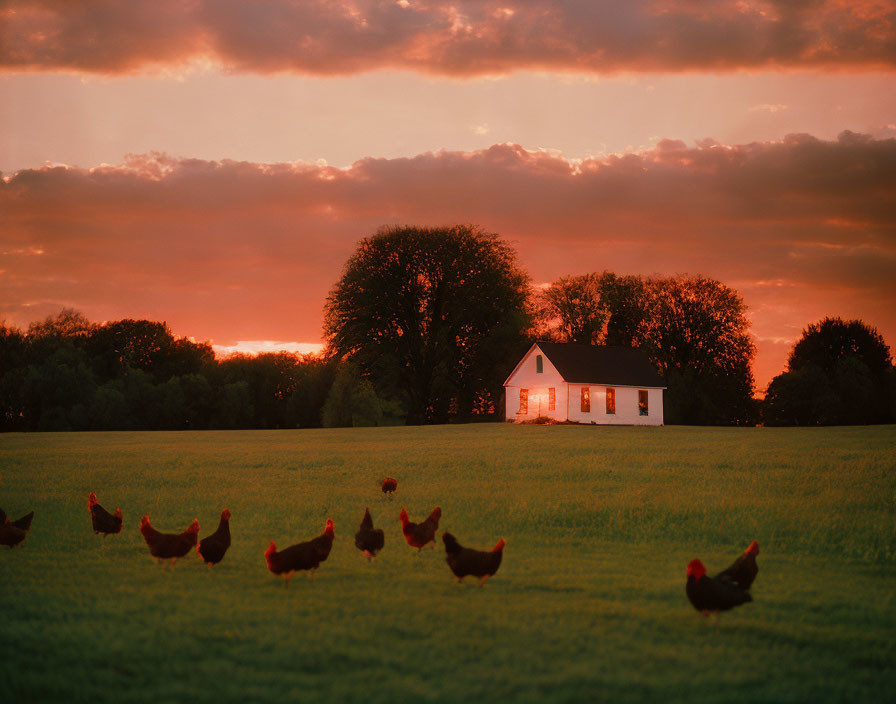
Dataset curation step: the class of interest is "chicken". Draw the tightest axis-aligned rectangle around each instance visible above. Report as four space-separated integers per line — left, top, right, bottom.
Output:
0 518 27 548
197 509 231 566
139 515 200 565
265 518 335 586
442 532 505 585
399 506 441 551
715 541 759 591
88 492 122 537
381 477 398 498
354 508 385 560
685 558 752 617
1 507 34 533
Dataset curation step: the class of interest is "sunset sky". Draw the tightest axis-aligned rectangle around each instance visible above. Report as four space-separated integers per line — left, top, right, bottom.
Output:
2 1 895 392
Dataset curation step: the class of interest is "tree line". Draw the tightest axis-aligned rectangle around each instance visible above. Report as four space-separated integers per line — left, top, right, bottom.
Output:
2 225 893 430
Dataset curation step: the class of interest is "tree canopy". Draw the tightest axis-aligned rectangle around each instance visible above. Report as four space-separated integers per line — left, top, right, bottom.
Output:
537 272 756 425
763 318 894 425
323 225 532 424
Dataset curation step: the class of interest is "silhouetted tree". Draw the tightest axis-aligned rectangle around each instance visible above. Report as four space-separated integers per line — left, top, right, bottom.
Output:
642 275 755 425
324 225 531 424
599 273 649 347
764 318 893 425
537 272 649 347
537 273 606 344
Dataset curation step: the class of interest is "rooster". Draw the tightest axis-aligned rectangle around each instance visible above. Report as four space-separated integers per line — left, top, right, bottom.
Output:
197 509 231 566
399 506 441 551
0 518 27 548
716 541 759 590
139 515 200 566
354 508 385 560
88 493 122 537
381 477 398 498
1 507 34 533
686 558 753 618
265 518 335 586
442 532 505 585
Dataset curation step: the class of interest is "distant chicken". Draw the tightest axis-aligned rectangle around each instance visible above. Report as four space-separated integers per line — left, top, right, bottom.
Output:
0 518 27 548
140 515 200 565
442 532 505 585
354 508 385 560
265 518 335 586
399 506 441 551
197 509 232 566
381 478 398 498
685 559 753 616
716 541 759 590
88 492 122 537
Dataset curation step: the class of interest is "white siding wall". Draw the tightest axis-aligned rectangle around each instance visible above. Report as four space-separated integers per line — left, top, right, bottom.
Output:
504 346 569 422
567 385 664 425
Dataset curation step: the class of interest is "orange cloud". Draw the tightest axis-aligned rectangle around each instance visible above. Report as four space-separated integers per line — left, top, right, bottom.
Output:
2 1 895 76
1 132 894 391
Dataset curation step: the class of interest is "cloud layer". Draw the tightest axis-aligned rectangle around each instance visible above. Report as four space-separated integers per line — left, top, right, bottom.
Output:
3 1 895 75
2 132 895 389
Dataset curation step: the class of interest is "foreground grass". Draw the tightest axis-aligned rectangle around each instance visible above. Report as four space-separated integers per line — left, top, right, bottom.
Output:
1 424 894 703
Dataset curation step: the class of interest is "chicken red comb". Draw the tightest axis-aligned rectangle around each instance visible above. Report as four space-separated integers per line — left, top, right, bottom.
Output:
686 559 706 579
324 518 335 534
492 538 506 552
222 509 231 520
114 508 122 518
88 492 98 508
745 540 759 555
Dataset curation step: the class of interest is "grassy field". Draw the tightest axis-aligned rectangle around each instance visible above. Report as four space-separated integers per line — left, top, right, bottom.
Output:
1 424 894 703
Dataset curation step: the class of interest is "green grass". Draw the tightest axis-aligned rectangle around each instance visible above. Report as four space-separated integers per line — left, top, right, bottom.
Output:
1 424 894 703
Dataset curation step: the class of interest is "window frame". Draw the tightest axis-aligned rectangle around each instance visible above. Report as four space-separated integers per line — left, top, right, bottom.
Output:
638 389 649 416
548 387 555 411
581 387 591 413
520 388 528 414
536 354 543 373
606 387 616 415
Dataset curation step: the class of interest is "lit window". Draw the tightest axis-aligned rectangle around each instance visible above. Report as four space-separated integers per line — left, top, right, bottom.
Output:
549 387 555 411
520 388 528 414
606 387 616 414
581 387 590 413
536 355 543 373
638 390 648 416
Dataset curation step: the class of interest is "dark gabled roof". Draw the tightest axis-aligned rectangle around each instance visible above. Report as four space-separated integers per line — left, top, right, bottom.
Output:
535 341 666 388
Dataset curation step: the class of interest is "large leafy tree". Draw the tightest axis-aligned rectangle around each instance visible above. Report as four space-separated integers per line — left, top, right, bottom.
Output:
764 318 893 425
537 273 606 344
642 275 756 425
324 225 531 424
537 271 649 347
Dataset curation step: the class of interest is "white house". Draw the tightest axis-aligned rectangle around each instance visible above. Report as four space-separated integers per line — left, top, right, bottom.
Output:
503 342 665 425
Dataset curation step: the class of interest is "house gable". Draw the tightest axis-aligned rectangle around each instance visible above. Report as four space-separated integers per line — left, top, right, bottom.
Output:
503 343 565 388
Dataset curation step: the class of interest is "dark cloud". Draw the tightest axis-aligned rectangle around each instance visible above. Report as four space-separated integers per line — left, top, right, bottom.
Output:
2 1 895 75
2 132 895 389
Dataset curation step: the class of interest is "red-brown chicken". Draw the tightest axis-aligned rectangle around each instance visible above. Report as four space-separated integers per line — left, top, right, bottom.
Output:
88 492 122 537
197 509 231 566
265 518 335 586
1 507 34 533
399 506 441 551
139 515 200 565
685 558 753 617
715 540 759 590
442 532 505 585
381 477 398 498
0 518 27 548
354 508 384 560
